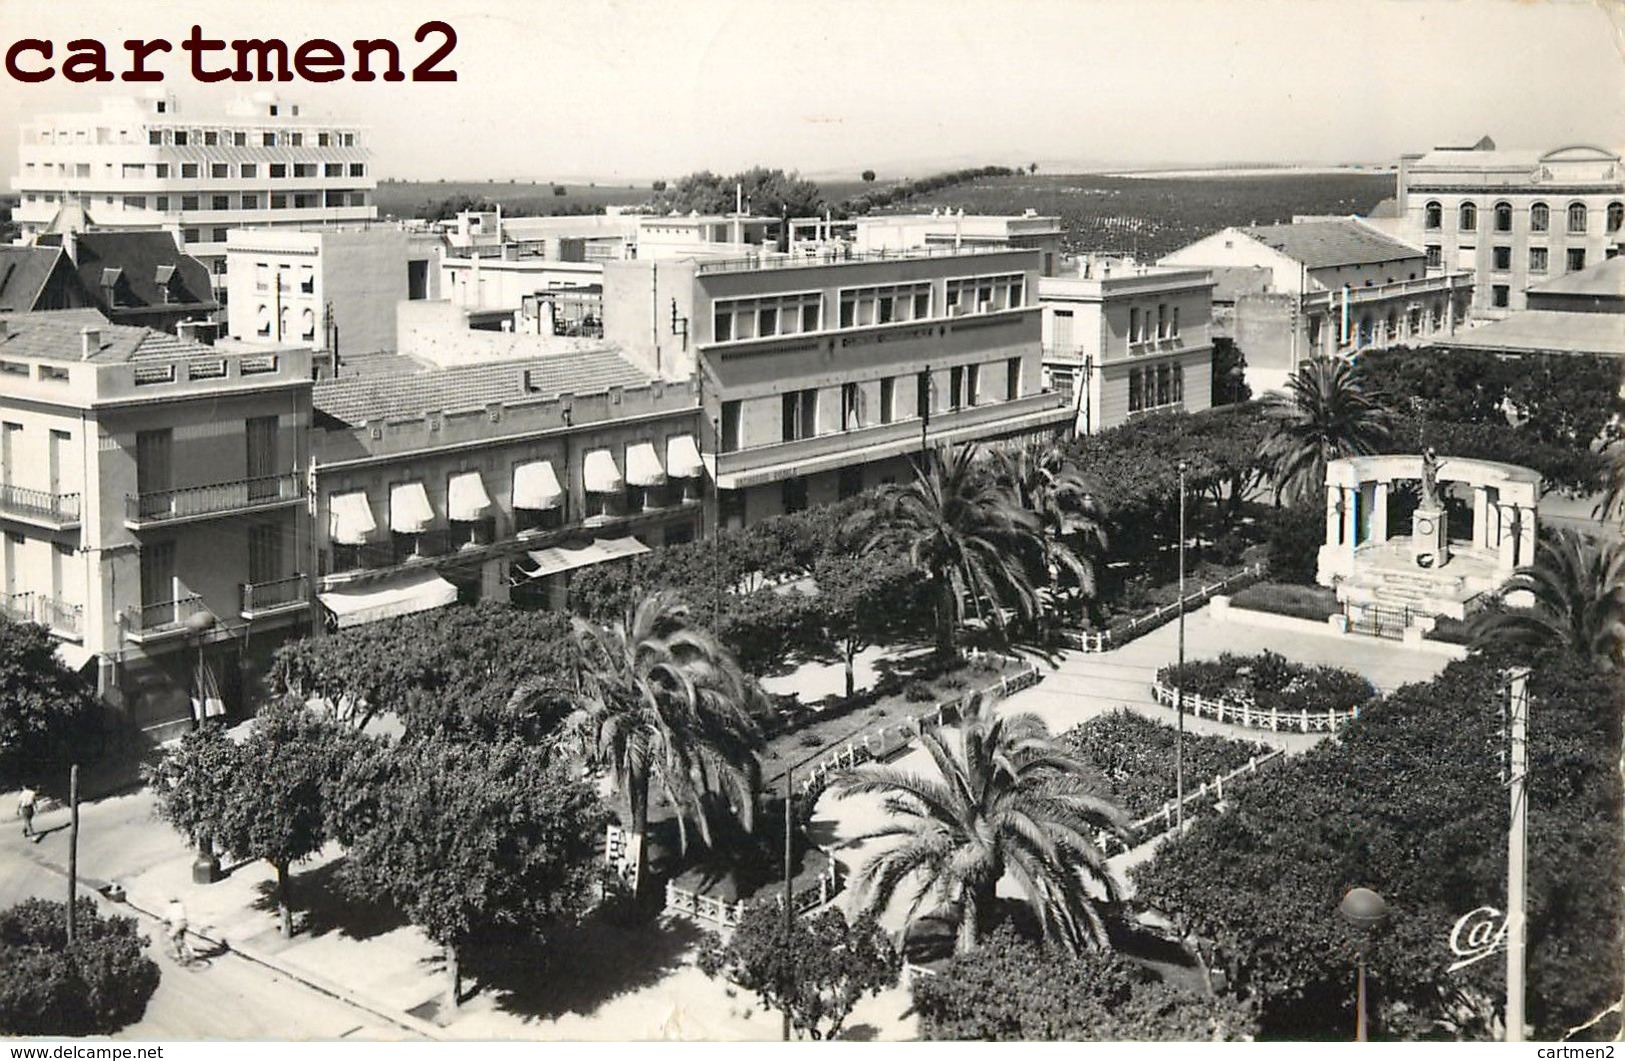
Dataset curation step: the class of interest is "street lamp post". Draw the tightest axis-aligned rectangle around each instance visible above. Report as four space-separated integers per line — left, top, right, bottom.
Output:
1176 460 1187 828
184 610 222 884
782 765 794 1042
1339 886 1389 1042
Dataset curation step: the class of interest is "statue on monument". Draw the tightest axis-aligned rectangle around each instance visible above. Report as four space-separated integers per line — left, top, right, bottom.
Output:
1420 447 1444 510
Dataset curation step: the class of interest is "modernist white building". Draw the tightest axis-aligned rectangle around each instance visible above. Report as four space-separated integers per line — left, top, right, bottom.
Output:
11 93 377 303
1390 140 1624 316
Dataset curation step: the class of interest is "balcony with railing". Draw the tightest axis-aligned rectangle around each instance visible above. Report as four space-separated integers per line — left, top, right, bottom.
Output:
122 594 206 643
1 591 84 637
240 574 310 620
125 472 305 528
0 484 81 530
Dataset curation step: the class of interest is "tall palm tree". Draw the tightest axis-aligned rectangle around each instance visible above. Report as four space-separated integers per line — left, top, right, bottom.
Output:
986 439 1108 606
1258 357 1392 506
857 443 1044 658
832 693 1128 954
539 590 764 899
1469 529 1625 672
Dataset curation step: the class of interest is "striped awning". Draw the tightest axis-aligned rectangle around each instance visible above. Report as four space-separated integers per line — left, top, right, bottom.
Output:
447 471 492 522
584 449 623 494
329 490 376 545
513 460 564 510
389 482 434 535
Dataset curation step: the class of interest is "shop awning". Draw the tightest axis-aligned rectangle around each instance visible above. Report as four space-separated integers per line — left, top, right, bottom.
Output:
54 641 97 672
447 471 492 522
513 460 564 510
666 435 704 479
625 442 666 487
329 490 377 545
390 482 435 534
520 536 651 580
584 449 623 494
318 571 458 628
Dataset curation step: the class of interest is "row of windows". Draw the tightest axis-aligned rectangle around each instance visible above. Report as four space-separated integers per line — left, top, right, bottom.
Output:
255 304 319 342
28 159 366 180
1127 303 1181 345
1425 199 1623 235
27 191 369 214
1425 244 1588 274
141 129 358 149
719 360 1026 451
1127 363 1184 414
708 273 1027 344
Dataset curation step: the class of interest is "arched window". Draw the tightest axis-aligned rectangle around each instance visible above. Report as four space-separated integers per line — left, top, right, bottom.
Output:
1424 201 1442 230
255 304 271 337
1493 201 1512 232
1458 202 1477 232
300 308 316 341
1568 202 1588 234
1608 202 1623 233
1530 202 1549 232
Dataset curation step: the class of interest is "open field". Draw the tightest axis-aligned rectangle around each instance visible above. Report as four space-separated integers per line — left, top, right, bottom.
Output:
375 177 875 221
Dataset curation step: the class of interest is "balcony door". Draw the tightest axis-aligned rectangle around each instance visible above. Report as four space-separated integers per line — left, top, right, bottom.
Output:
48 430 68 497
246 416 278 502
248 522 282 587
140 540 176 626
135 429 173 518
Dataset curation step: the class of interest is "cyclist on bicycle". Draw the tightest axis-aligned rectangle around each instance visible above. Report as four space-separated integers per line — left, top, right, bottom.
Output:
163 897 193 963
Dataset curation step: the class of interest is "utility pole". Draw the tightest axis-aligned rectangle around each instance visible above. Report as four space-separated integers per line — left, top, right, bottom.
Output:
1505 667 1529 1042
782 766 794 1042
1176 460 1187 828
66 764 79 943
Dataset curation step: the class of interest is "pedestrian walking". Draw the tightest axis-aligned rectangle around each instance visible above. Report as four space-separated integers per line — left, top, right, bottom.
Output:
17 786 36 840
164 897 195 965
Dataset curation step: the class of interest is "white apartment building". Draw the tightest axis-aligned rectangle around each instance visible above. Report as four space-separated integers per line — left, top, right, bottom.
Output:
1390 140 1624 316
11 92 377 304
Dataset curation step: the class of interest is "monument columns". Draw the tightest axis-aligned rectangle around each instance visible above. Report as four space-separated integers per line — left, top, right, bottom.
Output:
1371 482 1389 544
1341 485 1358 549
1473 486 1490 550
1326 483 1342 546
1498 505 1521 570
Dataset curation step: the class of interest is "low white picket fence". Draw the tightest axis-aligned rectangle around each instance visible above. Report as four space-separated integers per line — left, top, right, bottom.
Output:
1149 680 1362 734
1094 748 1286 858
1063 562 1266 654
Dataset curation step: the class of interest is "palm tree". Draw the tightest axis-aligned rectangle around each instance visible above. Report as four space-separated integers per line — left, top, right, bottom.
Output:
1469 529 1625 672
832 694 1128 953
540 590 764 899
986 440 1108 608
857 443 1044 658
1595 439 1625 525
1258 357 1392 506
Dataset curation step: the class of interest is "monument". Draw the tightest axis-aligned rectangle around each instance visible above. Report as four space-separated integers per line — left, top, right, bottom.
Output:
1317 453 1541 636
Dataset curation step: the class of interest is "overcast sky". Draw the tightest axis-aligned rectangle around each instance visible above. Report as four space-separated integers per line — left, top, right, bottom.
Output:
2 0 1622 182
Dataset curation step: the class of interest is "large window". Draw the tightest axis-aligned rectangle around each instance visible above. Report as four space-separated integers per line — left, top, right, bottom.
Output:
782 389 818 442
1492 246 1511 272
1493 201 1513 233
714 291 821 342
1530 202 1549 232
720 400 741 452
838 282 930 327
840 382 862 430
1492 285 1510 308
1567 248 1587 273
1129 307 1141 344
1568 202 1588 234
945 274 1024 314
1129 363 1184 414
1424 201 1442 230
1609 202 1624 233
880 377 895 424
1458 202 1477 232
1529 246 1548 274
1425 245 1442 269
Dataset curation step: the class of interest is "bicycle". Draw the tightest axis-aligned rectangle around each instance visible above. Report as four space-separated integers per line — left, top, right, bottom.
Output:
166 927 209 969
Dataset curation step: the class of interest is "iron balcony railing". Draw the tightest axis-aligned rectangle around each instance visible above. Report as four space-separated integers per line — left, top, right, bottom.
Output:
0 591 83 635
1 591 35 625
126 472 304 525
240 574 309 617
124 594 206 639
0 484 81 525
694 243 1026 275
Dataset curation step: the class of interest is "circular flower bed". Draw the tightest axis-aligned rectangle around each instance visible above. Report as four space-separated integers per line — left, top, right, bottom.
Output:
1157 650 1376 721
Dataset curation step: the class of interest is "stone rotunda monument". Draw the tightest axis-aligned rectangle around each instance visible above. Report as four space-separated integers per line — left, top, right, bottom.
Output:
1317 452 1541 639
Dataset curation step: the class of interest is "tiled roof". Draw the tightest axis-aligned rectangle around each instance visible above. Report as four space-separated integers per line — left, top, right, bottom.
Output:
312 349 656 426
1527 256 1625 299
1242 219 1423 269
0 248 66 313
1443 311 1625 356
40 232 217 317
0 312 215 363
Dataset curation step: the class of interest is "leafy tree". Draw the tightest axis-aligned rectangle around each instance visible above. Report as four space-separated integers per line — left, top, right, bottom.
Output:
0 618 101 788
1132 650 1623 1039
650 168 825 219
651 179 667 192
1388 413 1600 497
145 721 239 865
1469 529 1625 672
697 904 900 1040
861 170 876 183
911 926 1258 1040
335 735 606 1009
1259 357 1392 506
0 898 159 1036
1211 337 1252 407
854 444 1043 658
541 591 764 901
809 549 925 698
833 693 1129 953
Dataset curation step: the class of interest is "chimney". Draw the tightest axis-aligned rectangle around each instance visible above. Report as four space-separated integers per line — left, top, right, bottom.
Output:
80 326 100 360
